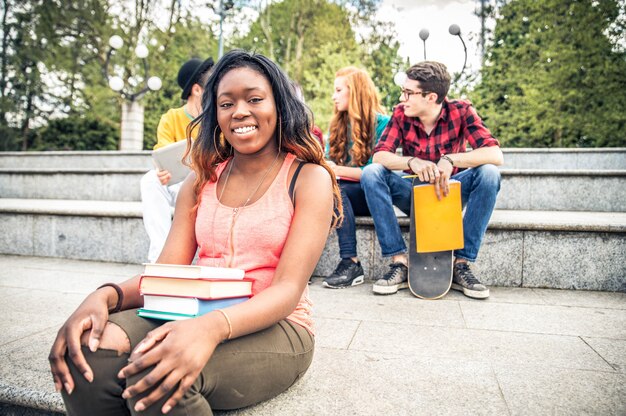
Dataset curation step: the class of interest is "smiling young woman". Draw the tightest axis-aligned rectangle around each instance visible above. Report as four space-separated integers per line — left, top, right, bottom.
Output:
49 50 343 415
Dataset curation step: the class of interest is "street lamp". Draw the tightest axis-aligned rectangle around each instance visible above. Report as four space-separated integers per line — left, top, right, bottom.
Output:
448 24 468 84
419 29 429 60
103 35 162 150
217 0 235 58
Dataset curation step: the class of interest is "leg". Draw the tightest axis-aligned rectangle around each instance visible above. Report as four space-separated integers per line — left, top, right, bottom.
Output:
203 320 314 410
360 164 412 258
324 181 367 288
450 164 501 299
63 311 314 416
124 317 314 414
336 181 370 259
452 164 501 262
140 171 181 263
62 321 133 416
361 164 412 294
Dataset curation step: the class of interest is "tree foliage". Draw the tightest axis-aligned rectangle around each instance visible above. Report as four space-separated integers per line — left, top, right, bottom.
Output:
33 114 118 150
0 0 219 150
237 0 399 131
471 0 626 147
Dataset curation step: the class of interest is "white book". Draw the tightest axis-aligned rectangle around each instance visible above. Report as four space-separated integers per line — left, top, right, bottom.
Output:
142 263 245 280
151 139 191 184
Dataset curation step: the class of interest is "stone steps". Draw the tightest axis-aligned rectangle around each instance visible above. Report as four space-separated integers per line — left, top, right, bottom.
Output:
1 168 624 212
0 150 153 169
2 148 625 169
1 198 624 292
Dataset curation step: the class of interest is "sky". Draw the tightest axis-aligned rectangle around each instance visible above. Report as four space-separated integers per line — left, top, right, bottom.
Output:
377 0 485 76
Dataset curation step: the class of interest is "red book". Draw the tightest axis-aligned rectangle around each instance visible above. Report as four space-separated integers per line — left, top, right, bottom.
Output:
139 275 253 299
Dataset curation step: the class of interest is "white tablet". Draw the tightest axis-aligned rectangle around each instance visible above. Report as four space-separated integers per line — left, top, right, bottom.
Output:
151 139 191 184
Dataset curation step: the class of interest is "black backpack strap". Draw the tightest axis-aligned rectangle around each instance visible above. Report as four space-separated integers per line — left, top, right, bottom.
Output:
288 162 306 205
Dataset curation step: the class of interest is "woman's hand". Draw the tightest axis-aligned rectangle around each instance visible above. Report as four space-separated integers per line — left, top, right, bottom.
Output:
48 289 113 394
117 316 223 414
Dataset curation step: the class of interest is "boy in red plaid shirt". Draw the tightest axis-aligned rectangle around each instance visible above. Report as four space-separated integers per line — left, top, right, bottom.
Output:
361 61 503 299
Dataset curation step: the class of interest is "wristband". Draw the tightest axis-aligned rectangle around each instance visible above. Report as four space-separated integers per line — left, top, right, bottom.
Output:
97 283 124 313
407 157 417 169
440 154 454 167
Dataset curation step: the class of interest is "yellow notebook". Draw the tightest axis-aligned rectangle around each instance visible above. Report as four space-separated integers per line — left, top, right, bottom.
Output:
413 181 464 253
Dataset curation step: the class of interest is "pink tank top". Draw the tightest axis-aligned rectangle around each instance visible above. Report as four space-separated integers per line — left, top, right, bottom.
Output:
195 153 313 334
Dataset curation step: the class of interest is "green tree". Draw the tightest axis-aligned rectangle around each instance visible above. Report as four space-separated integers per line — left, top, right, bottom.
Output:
0 0 116 150
359 20 403 112
238 0 399 131
471 0 626 147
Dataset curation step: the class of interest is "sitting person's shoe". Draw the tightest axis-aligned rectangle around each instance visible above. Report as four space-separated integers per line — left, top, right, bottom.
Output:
323 258 365 289
372 262 408 295
451 262 490 299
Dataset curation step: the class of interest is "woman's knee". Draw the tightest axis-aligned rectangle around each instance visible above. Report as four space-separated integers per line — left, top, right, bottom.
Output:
80 322 131 354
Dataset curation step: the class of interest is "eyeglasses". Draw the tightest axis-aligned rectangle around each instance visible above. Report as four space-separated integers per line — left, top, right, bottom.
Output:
400 88 431 100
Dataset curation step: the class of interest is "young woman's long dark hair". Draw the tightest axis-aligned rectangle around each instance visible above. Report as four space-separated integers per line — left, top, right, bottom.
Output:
185 49 342 227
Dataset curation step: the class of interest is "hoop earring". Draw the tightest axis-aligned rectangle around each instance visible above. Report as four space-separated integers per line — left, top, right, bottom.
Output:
213 125 226 159
277 117 282 152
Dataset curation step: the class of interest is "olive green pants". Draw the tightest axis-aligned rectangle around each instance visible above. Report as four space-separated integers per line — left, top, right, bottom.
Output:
62 309 314 415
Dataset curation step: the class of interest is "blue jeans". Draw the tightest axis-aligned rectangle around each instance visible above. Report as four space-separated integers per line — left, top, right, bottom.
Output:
360 163 501 262
336 180 371 259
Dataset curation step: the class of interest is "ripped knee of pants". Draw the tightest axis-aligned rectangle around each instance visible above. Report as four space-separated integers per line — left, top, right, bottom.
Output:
80 322 131 355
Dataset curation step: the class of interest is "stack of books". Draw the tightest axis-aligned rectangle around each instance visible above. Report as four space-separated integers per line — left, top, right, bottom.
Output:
137 263 252 321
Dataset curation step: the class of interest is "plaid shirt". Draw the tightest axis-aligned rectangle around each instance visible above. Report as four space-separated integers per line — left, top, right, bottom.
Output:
374 99 499 174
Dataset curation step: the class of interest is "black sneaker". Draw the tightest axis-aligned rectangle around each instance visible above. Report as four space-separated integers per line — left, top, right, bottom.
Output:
372 262 408 295
323 259 365 289
451 262 490 299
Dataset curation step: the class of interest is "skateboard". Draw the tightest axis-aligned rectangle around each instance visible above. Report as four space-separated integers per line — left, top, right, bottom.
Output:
408 178 462 299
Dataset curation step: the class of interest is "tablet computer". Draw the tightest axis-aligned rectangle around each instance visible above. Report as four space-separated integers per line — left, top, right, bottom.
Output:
151 139 191 184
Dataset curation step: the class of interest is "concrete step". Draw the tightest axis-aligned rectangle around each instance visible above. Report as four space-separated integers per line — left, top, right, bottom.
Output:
1 198 624 292
0 150 153 169
1 148 625 170
0 168 146 202
497 169 626 211
501 148 626 170
2 168 625 212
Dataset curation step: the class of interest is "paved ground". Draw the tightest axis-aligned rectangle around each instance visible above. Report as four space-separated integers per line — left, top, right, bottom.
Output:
0 254 624 415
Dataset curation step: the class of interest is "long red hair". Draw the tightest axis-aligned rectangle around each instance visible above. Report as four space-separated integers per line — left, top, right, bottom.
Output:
328 67 384 166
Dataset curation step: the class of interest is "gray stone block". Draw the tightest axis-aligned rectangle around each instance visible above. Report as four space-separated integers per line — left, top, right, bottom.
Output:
472 230 524 287
533 288 626 310
502 148 626 170
523 231 626 291
495 366 626 415
581 337 626 373
0 151 152 169
351 320 612 371
497 172 626 211
1 213 148 264
0 170 145 201
0 214 34 256
460 301 626 338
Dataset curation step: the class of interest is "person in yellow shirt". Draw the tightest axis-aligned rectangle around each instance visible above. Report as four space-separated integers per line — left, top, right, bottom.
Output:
140 57 214 262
